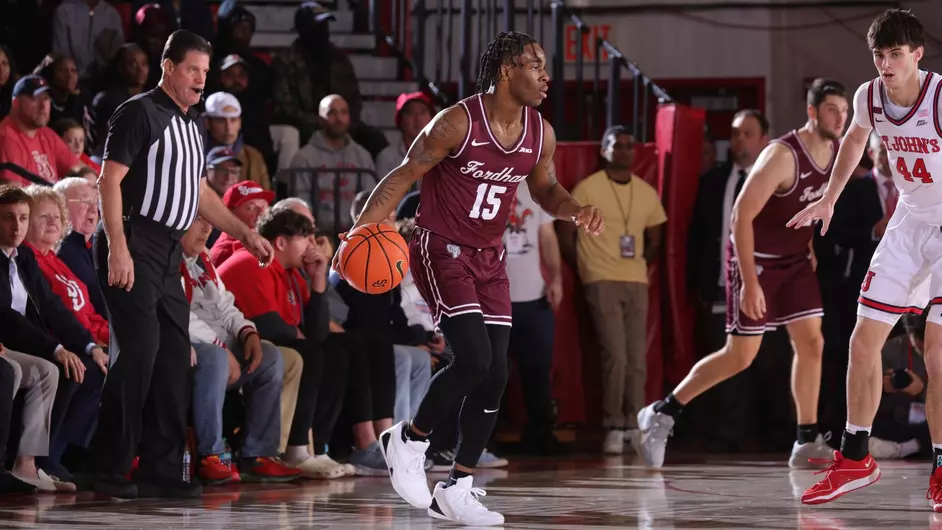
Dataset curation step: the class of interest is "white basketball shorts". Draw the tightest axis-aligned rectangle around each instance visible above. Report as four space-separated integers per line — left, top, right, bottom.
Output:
857 203 942 326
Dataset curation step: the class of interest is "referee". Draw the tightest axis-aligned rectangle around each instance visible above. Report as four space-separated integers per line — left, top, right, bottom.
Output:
86 30 273 499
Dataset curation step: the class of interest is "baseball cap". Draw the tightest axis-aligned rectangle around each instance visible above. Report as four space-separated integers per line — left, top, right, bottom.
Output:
223 180 275 209
395 91 435 129
12 75 51 99
219 53 249 72
206 146 244 168
296 1 335 26
204 92 242 118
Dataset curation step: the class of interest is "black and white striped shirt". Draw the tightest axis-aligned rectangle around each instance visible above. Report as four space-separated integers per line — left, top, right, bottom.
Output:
103 87 205 231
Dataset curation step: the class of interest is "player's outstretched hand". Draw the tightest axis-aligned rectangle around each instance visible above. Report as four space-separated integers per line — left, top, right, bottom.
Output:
573 205 604 236
786 197 834 235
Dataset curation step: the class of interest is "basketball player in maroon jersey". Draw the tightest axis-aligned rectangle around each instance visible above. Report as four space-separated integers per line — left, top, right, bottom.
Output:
331 32 603 525
635 79 849 470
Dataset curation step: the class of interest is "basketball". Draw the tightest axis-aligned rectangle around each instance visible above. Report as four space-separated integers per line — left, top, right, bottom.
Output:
338 223 410 294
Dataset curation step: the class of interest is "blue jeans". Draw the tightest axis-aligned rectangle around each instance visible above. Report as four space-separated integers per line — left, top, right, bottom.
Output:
393 345 432 424
191 339 283 458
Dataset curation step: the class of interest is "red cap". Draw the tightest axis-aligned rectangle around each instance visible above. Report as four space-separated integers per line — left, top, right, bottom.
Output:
222 180 275 209
395 92 435 129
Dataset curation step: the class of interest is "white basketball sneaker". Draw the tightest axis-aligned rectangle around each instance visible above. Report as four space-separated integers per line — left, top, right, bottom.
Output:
788 434 834 469
428 476 504 526
636 403 674 468
379 421 432 509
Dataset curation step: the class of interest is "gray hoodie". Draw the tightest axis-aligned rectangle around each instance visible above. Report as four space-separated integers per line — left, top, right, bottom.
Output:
52 0 125 81
289 131 377 232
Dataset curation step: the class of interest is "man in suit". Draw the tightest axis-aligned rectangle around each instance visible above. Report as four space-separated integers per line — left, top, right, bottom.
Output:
0 185 108 483
686 109 770 450
816 132 891 438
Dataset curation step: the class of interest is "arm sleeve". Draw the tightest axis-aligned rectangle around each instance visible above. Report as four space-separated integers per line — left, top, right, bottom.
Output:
188 308 222 345
219 257 280 319
102 99 151 167
214 274 257 339
0 307 59 361
853 81 874 131
31 263 95 354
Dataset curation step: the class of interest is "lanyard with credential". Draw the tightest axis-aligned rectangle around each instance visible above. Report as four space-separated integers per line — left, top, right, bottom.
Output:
606 177 634 235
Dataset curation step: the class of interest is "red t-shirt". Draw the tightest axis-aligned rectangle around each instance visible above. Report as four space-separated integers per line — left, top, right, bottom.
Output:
0 117 79 185
210 231 244 268
26 242 109 344
217 247 309 327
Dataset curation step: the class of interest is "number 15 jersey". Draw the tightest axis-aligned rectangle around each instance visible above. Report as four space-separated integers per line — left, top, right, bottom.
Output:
416 93 545 248
859 70 942 223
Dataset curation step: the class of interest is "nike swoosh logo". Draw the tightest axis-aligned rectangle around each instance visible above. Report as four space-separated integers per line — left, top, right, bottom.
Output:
799 171 812 179
471 140 490 146
484 408 499 413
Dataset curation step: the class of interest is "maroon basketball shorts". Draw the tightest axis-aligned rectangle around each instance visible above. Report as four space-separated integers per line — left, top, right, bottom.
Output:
408 227 512 328
725 247 823 336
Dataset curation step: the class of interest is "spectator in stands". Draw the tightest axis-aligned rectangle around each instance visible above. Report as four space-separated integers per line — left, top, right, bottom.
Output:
51 118 101 173
132 3 172 89
205 146 244 196
0 184 108 492
55 177 106 316
64 166 99 187
211 179 274 267
211 54 280 173
503 184 567 456
0 46 16 119
132 0 215 43
375 92 435 186
87 43 150 157
204 92 271 190
290 94 375 234
867 314 929 460
179 214 302 484
34 54 88 127
218 208 347 478
0 76 82 186
52 0 124 83
0 352 38 494
214 2 271 106
687 109 769 449
272 2 388 157
21 185 108 480
560 126 667 454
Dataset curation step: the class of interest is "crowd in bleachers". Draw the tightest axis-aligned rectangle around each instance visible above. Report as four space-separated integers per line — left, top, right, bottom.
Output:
0 0 553 496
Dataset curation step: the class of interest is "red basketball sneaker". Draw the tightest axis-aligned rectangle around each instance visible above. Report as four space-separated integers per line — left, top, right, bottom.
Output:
800 451 880 504
927 468 942 512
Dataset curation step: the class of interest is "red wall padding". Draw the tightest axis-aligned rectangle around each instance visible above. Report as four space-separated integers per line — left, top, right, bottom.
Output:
504 104 706 430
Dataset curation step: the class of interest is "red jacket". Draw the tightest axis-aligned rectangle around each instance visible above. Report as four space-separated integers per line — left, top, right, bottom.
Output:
210 231 244 268
26 242 109 344
217 247 309 326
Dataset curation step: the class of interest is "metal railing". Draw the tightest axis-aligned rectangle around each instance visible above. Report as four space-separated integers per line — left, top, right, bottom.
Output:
549 1 671 142
274 167 378 235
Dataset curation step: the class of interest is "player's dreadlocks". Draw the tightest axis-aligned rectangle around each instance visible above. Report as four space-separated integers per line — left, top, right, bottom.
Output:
476 31 538 94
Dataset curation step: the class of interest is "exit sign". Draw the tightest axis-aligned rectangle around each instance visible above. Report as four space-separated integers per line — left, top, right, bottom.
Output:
564 24 611 62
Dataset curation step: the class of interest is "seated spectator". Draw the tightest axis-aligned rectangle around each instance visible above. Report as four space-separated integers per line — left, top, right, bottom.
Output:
271 2 388 156
179 214 302 484
63 166 99 188
0 185 115 491
132 0 215 42
0 76 81 185
22 185 109 345
211 54 280 173
213 2 271 101
51 118 101 173
218 209 346 479
54 177 107 316
0 351 38 494
375 92 435 186
52 0 124 83
86 43 149 157
0 45 16 119
290 94 375 234
33 54 89 127
132 3 172 89
205 146 244 197
210 180 274 267
869 314 930 460
204 92 271 190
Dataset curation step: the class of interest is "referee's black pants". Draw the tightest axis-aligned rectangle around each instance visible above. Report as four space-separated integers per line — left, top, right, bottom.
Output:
88 216 191 480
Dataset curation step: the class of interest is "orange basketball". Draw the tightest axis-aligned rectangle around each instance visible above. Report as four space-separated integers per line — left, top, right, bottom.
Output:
338 223 410 294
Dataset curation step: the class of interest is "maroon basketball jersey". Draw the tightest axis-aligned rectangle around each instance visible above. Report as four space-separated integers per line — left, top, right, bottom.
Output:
751 130 835 257
416 93 544 248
